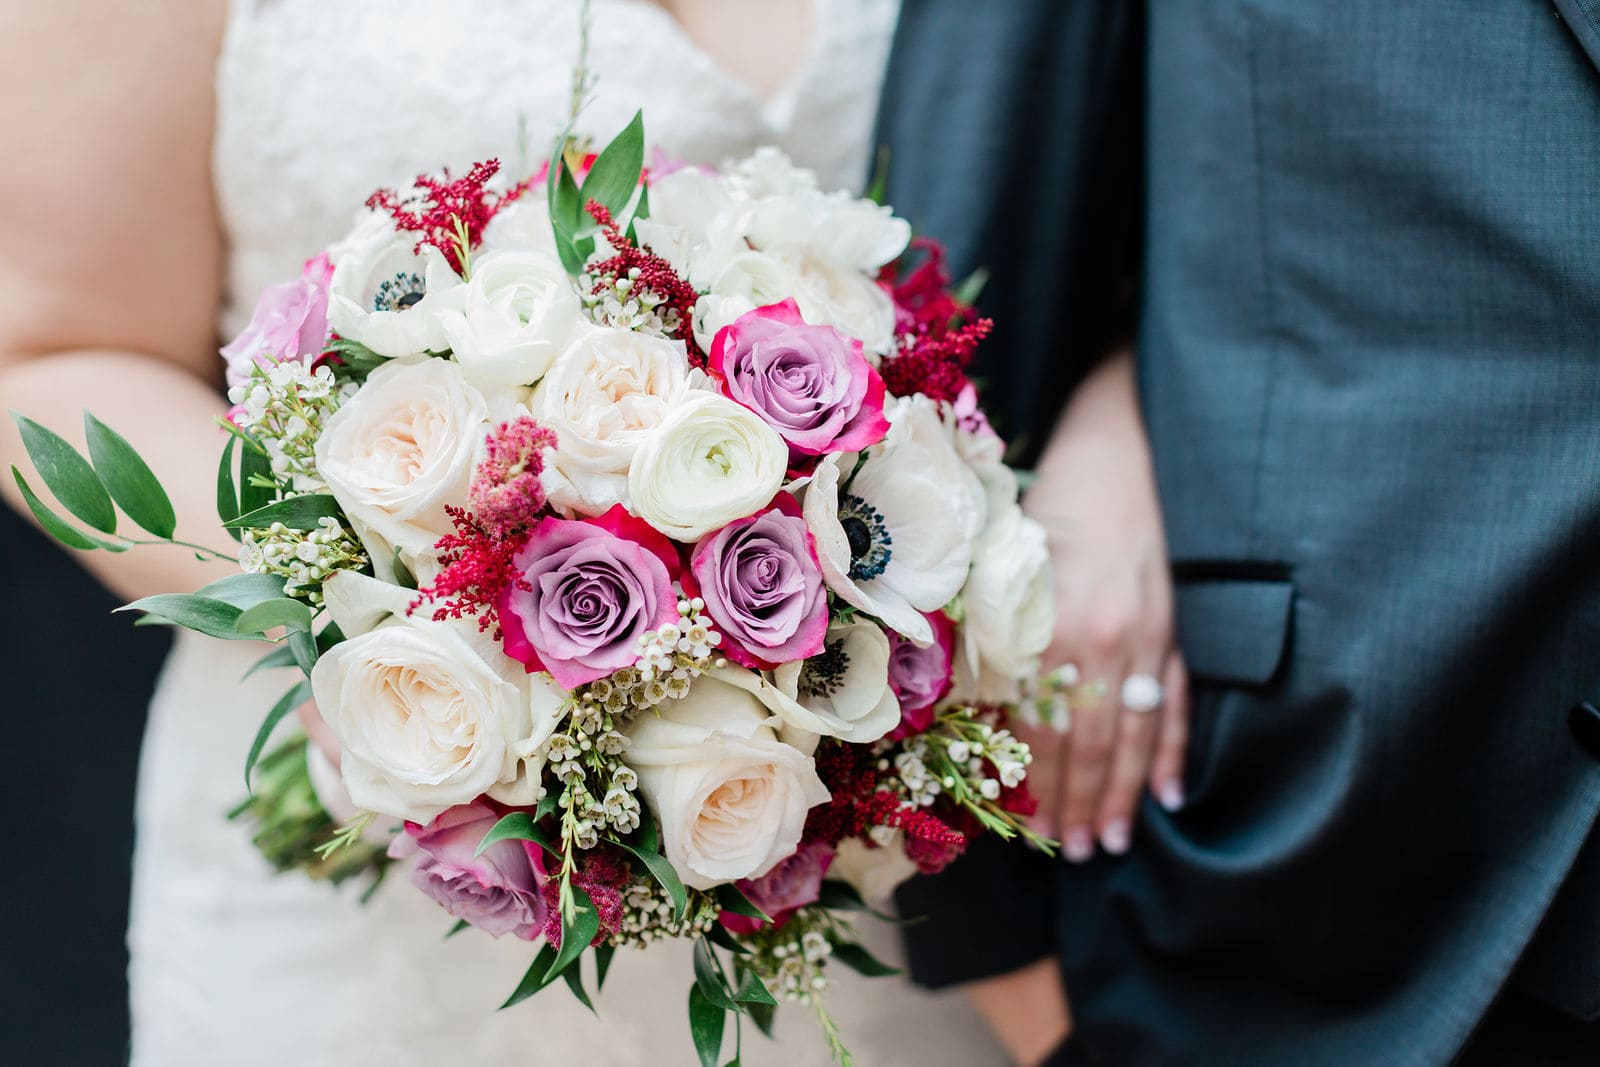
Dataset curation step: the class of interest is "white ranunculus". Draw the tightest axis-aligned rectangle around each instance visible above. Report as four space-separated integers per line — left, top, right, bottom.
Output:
959 479 1055 701
689 249 798 352
724 147 822 200
763 621 901 744
803 396 981 643
789 251 899 355
311 573 568 823
625 669 831 890
628 391 788 541
440 249 582 388
326 212 463 358
830 831 920 906
315 357 488 580
479 196 558 255
531 327 692 516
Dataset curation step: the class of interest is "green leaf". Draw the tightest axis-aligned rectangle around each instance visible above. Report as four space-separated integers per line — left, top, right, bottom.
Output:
217 434 242 542
562 959 597 1014
732 970 777 1007
624 182 651 244
117 593 250 640
288 627 319 676
549 151 584 235
238 439 275 517
688 984 727 1067
545 885 599 984
694 938 737 1010
745 999 776 1039
244 678 312 788
636 804 661 854
829 941 903 977
445 918 470 940
703 923 751 956
10 467 124 551
83 412 176 538
391 547 417 591
500 944 561 1009
615 838 688 922
11 412 116 533
535 791 560 823
953 265 991 309
866 145 891 206
714 884 772 925
234 597 315 636
582 110 646 218
316 621 347 654
224 493 342 531
475 812 556 858
243 643 298 679
196 572 289 610
594 942 616 991
816 879 867 912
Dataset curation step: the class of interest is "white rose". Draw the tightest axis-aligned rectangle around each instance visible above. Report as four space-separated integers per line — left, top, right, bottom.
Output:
764 621 901 744
315 357 487 580
789 251 898 355
830 831 919 906
959 483 1054 701
312 573 568 823
440 249 582 387
531 327 692 516
628 391 788 541
327 212 462 358
625 670 831 889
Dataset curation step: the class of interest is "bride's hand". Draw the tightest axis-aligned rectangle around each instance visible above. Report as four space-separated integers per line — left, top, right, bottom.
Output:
296 698 342 771
1019 350 1189 861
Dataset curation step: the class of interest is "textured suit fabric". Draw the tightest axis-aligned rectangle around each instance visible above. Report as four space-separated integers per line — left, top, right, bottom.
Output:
879 2 1600 1063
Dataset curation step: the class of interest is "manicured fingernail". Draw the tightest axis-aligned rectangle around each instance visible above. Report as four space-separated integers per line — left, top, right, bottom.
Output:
1064 828 1095 863
1100 820 1130 855
1158 780 1185 812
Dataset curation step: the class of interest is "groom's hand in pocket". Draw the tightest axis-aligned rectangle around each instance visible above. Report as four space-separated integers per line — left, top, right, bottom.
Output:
1019 350 1190 861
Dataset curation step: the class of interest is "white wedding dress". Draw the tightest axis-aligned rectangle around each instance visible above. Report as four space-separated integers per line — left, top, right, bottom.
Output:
127 2 1004 1064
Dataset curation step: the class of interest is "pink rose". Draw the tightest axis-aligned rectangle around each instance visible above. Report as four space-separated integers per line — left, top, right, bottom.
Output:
709 299 889 458
387 802 547 940
684 493 828 670
221 253 333 387
720 840 834 934
887 610 956 737
499 505 680 688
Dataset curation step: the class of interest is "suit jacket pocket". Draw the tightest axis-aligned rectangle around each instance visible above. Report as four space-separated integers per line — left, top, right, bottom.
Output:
1172 562 1295 687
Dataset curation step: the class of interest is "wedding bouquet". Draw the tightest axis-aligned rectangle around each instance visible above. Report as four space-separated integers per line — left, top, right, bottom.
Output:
11 114 1059 1063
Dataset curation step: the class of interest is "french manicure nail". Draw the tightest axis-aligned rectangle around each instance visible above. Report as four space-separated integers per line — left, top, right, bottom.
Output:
1064 828 1095 863
1100 820 1130 855
1158 780 1185 812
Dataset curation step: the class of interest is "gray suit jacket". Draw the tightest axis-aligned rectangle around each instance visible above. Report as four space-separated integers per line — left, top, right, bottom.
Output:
879 3 1600 1062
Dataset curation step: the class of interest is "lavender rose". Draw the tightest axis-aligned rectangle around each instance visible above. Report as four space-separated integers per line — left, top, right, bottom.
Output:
499 504 679 688
709 298 889 457
720 840 835 935
387 802 545 940
689 494 828 669
221 252 333 387
887 610 957 736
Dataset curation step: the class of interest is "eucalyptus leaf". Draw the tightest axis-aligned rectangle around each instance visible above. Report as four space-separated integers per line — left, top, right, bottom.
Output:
196 572 290 611
118 593 250 640
544 885 599 984
234 597 315 636
829 940 903 977
688 985 727 1067
84 412 175 538
475 812 556 858
581 110 645 218
11 412 116 533
244 678 312 788
242 643 299 679
500 944 561 1009
11 467 124 551
224 493 342 531
288 627 319 675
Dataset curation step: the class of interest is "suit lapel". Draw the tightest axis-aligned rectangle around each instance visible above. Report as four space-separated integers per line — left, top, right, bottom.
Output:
1553 0 1600 77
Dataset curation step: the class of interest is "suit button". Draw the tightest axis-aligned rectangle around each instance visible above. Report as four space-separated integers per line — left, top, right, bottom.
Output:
1570 701 1600 761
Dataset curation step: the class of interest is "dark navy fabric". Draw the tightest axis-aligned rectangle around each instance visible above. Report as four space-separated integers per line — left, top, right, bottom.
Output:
878 3 1600 1062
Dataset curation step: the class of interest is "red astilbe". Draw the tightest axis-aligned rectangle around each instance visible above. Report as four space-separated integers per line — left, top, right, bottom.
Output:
540 848 632 948
366 159 517 274
878 238 994 405
583 200 707 367
411 506 528 638
803 742 970 874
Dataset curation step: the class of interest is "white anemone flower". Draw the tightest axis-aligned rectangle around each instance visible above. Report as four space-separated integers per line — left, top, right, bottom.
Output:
327 212 463 358
802 396 983 644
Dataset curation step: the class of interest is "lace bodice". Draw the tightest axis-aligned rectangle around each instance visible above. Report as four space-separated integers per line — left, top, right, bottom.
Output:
214 0 900 339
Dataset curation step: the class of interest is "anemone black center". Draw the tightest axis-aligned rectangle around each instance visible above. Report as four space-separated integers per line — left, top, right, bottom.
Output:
843 516 873 560
396 291 425 309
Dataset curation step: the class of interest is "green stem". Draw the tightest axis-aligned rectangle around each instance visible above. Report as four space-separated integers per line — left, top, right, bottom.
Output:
121 536 236 562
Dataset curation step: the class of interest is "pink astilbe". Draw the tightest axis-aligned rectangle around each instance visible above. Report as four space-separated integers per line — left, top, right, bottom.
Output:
540 849 632 948
366 159 519 274
470 417 558 536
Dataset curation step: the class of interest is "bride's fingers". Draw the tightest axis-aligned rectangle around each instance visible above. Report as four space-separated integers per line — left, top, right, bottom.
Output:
1057 665 1121 863
1020 725 1066 840
1092 657 1164 854
1148 650 1190 811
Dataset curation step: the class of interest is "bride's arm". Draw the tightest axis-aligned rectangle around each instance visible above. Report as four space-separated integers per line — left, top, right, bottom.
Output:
0 2 232 602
